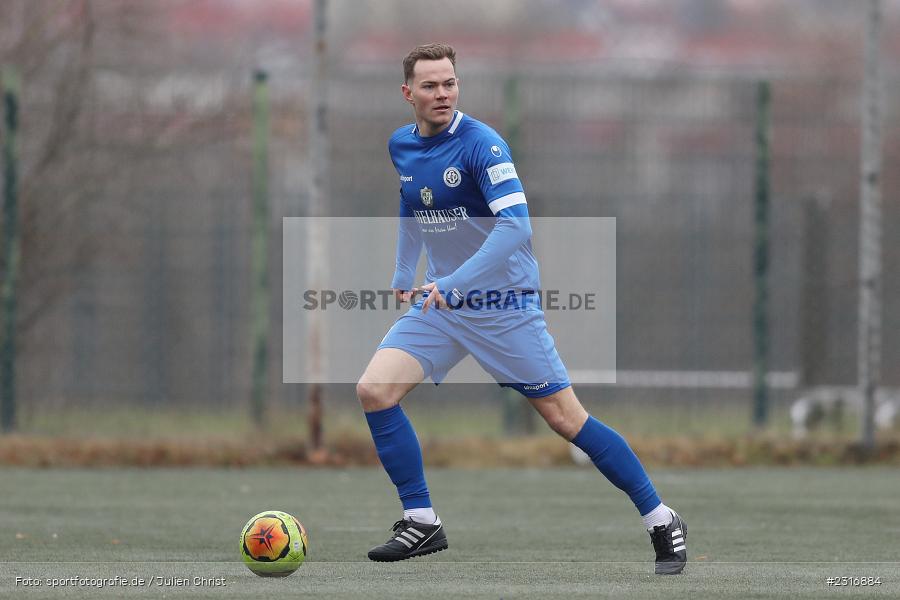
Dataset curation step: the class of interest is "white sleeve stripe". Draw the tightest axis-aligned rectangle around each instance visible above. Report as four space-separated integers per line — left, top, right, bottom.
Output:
488 192 527 214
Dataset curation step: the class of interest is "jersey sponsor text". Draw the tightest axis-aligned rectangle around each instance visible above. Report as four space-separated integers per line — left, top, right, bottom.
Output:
487 162 518 185
413 206 470 224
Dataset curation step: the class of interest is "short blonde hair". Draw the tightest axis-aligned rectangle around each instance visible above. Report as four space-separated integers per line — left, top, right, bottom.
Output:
403 43 457 83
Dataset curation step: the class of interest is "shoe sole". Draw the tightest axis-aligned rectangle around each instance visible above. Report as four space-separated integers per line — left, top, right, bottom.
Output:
368 541 448 562
655 562 685 575
655 517 687 575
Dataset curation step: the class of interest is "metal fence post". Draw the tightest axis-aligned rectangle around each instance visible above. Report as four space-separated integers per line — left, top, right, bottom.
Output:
752 80 771 428
858 0 883 451
250 69 271 428
1 66 21 433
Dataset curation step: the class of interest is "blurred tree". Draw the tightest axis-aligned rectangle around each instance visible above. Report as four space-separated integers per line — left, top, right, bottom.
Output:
0 1 97 339
0 1 200 426
0 0 100 430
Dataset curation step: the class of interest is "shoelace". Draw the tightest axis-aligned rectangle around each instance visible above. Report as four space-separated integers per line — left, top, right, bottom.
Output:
385 519 416 544
391 519 413 533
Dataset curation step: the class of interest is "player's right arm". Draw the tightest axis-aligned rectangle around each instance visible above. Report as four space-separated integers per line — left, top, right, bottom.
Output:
391 198 422 302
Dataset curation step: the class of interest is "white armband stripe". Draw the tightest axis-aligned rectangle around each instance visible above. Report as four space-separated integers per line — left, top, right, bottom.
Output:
488 192 527 214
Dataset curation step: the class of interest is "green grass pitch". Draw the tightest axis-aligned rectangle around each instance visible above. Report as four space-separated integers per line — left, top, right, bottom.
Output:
1 467 898 598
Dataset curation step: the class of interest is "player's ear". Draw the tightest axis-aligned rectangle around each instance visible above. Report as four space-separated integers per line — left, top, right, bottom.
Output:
401 83 414 104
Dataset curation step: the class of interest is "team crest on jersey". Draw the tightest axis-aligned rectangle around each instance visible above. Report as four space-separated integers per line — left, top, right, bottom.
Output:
420 186 434 207
443 167 461 188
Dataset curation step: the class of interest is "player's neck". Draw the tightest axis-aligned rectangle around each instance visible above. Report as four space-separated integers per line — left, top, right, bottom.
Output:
416 115 453 138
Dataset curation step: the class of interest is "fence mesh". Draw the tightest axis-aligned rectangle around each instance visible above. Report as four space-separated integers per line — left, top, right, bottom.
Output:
5 48 900 434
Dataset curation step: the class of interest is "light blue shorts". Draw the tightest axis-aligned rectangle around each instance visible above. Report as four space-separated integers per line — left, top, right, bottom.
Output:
378 301 571 398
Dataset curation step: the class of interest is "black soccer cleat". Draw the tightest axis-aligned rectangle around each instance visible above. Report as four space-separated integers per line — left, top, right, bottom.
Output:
649 511 687 575
367 519 448 562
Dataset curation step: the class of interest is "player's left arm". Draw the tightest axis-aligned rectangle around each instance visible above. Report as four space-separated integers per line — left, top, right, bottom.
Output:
422 133 531 312
435 200 529 281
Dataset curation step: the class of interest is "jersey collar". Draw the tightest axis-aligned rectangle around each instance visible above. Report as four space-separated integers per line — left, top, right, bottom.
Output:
413 111 465 143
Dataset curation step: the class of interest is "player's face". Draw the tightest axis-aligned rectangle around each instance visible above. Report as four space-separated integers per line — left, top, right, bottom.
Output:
402 58 459 136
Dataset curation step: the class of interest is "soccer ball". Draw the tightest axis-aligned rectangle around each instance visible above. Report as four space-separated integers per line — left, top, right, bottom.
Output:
240 510 308 577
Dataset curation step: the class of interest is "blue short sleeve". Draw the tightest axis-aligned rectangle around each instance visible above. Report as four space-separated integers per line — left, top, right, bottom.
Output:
466 131 526 215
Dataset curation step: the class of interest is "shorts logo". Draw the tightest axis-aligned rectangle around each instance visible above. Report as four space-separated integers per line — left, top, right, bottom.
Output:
487 162 518 185
523 381 550 391
490 145 502 157
420 186 434 207
443 167 461 188
400 174 413 182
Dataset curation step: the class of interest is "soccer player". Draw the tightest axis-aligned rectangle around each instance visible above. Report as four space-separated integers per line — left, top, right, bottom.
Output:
358 43 687 574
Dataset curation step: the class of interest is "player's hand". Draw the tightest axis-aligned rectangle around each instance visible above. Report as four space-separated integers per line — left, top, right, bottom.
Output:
419 282 446 313
394 288 418 303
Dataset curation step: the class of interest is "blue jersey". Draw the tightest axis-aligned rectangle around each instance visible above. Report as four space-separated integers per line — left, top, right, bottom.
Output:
388 111 540 303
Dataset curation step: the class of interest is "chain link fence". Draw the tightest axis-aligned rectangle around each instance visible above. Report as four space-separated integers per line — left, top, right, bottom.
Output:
4 54 899 433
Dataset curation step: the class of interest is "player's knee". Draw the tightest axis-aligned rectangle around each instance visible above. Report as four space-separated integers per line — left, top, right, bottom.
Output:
536 403 584 440
356 380 398 412
355 380 380 410
542 410 575 439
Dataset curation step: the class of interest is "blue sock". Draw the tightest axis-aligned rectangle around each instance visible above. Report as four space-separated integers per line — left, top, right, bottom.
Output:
365 405 431 510
572 416 661 515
